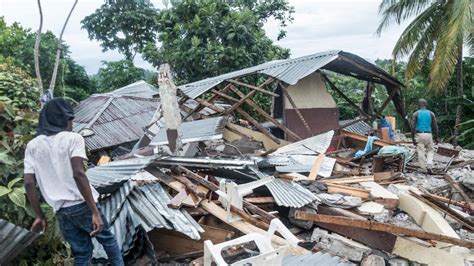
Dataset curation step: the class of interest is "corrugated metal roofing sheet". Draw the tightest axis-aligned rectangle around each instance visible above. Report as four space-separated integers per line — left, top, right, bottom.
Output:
178 50 403 100
283 252 353 266
73 95 160 152
154 156 257 170
265 179 317 208
150 116 227 146
102 80 159 98
272 130 334 155
340 119 371 136
87 157 156 193
0 219 39 264
179 51 341 99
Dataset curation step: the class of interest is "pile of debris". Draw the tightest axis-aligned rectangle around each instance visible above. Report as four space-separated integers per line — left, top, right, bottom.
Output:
80 51 473 265
3 50 473 265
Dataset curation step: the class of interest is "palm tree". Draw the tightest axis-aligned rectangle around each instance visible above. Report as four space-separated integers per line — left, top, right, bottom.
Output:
376 0 472 144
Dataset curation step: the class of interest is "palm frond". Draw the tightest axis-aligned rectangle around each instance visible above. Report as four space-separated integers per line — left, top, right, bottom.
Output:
392 3 440 59
429 0 471 92
376 0 433 35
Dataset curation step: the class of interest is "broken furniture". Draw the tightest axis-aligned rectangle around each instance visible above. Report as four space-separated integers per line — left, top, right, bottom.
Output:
203 219 300 266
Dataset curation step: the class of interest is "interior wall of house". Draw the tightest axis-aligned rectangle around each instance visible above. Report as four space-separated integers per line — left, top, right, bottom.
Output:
283 71 340 140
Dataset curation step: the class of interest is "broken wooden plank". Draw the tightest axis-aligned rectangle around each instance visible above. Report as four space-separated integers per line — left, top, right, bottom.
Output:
308 154 326 180
321 175 374 184
168 190 188 209
359 181 399 209
423 192 473 211
244 197 275 204
326 183 370 199
443 175 472 204
293 212 474 248
226 79 279 97
175 166 277 223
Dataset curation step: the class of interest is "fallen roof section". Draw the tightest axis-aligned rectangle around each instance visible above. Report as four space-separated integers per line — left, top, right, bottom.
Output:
150 116 227 146
265 178 318 208
102 80 159 98
73 94 160 152
86 156 156 193
178 50 403 99
272 130 334 155
0 219 39 264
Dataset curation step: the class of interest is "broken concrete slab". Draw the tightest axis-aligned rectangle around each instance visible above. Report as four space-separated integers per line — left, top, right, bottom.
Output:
360 254 385 266
311 228 371 262
360 181 399 209
357 202 385 215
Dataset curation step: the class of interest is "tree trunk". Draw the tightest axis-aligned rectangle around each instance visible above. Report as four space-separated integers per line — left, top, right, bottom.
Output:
453 45 463 146
34 0 43 94
48 0 78 97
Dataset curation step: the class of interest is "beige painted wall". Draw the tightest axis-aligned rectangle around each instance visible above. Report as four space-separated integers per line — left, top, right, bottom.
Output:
284 72 336 109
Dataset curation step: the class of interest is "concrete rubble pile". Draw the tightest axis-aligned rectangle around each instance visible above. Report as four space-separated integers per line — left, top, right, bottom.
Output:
71 51 474 265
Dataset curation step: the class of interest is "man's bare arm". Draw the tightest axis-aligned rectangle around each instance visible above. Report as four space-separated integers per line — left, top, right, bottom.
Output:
24 174 47 232
431 112 439 143
71 157 103 236
411 112 418 144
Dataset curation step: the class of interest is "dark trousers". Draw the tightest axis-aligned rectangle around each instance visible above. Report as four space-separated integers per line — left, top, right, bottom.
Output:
56 202 124 266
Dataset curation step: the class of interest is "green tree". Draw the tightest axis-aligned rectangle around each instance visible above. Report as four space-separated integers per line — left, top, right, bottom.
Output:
142 0 292 84
94 60 145 92
0 17 94 101
81 0 160 61
376 0 473 143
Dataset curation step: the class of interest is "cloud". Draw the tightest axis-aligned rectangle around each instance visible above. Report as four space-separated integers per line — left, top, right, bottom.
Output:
0 0 407 75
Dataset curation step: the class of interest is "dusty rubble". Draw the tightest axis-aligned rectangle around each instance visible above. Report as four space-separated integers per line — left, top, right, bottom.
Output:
6 51 472 265
73 53 474 266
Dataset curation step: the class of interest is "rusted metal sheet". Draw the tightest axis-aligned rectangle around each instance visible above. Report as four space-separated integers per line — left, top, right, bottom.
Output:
284 108 339 141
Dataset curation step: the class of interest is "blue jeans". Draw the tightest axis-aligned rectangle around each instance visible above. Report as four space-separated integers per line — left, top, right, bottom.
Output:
56 202 124 266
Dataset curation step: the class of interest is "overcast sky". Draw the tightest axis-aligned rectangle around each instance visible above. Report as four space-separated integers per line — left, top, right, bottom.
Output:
0 0 407 75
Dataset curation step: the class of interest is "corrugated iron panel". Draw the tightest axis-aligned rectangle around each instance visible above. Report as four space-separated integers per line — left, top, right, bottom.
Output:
179 50 341 99
283 252 353 266
73 95 160 152
0 219 39 264
103 80 159 98
265 179 317 208
340 119 371 136
87 157 155 193
272 130 334 155
150 116 227 146
155 156 257 170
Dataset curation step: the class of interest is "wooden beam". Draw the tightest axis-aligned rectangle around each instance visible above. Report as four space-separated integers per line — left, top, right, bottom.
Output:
308 154 325 180
294 212 474 249
235 107 282 144
409 191 474 231
244 197 275 204
423 192 472 210
321 175 374 184
339 55 401 87
227 79 279 97
326 183 370 199
224 78 274 115
279 82 312 134
194 97 226 113
175 166 278 223
443 175 472 204
228 85 302 141
322 74 371 119
369 85 400 123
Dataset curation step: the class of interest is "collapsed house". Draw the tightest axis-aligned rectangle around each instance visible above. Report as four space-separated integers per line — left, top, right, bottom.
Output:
4 51 473 265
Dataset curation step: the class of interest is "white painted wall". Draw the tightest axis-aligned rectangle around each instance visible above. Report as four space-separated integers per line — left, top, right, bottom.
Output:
284 72 336 109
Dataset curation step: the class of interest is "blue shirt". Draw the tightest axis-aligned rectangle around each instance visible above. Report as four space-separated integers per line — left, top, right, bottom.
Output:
416 109 432 132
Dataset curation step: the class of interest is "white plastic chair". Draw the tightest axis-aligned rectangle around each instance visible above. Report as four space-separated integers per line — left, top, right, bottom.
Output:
203 219 300 266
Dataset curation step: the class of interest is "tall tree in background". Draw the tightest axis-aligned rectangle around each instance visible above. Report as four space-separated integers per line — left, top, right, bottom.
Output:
82 0 294 84
93 60 145 92
377 0 473 144
81 0 160 61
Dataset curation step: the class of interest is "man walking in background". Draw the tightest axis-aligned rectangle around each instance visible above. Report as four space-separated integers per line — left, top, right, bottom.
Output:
411 99 439 172
23 98 124 266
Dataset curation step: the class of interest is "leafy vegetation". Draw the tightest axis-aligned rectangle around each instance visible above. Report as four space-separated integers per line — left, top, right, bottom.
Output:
93 60 146 93
0 17 95 102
